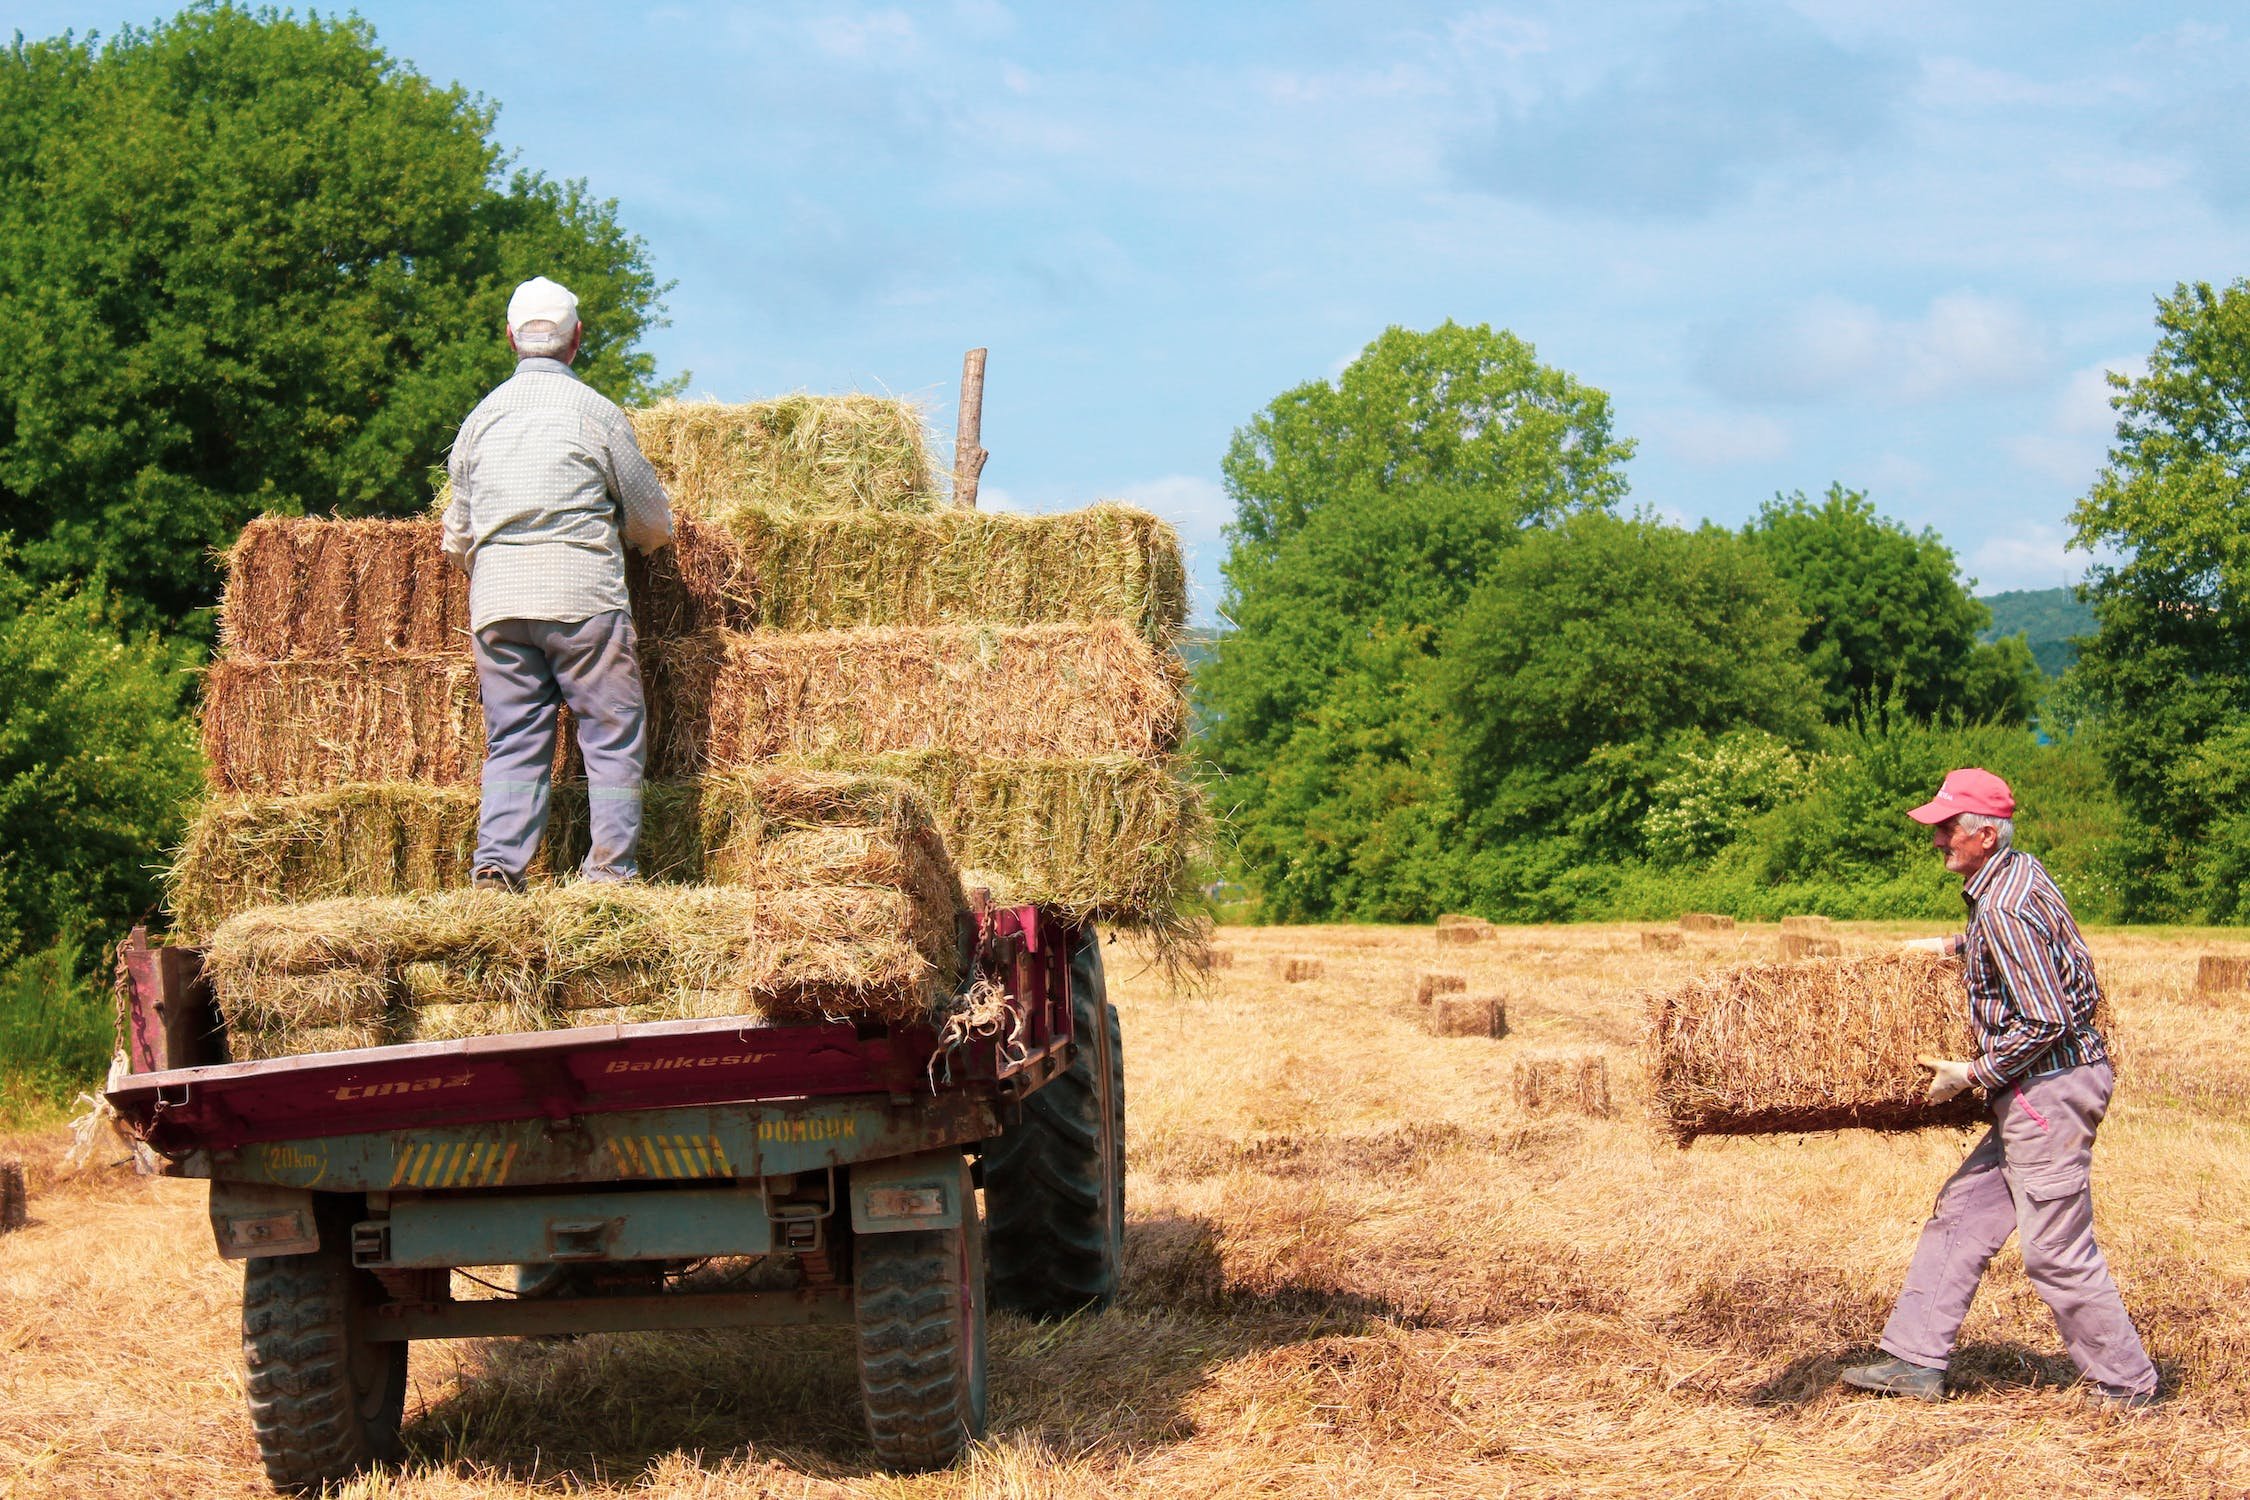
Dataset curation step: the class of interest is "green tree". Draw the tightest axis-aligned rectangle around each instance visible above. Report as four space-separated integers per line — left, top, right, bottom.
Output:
0 5 675 637
1445 513 1820 831
1200 322 1633 775
2066 278 2250 915
0 546 203 966
1742 483 2002 723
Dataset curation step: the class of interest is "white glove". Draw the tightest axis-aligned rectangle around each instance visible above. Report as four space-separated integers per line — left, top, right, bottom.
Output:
1901 936 1952 955
1916 1054 1975 1104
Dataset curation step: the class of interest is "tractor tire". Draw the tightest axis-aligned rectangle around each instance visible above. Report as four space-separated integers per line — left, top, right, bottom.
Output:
240 1199 406 1494
983 924 1125 1319
853 1156 988 1471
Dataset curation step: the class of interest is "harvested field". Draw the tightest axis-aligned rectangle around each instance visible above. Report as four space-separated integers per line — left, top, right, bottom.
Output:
1434 918 1493 944
1514 1052 1613 1117
204 882 954 1059
1781 914 1834 934
1642 929 1684 951
167 768 964 942
1679 912 1736 931
1271 955 1324 983
7 920 2250 1496
200 624 1184 792
1649 954 1991 1144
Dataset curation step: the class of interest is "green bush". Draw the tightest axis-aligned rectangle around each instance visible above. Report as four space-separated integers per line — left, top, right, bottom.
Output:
0 941 113 1115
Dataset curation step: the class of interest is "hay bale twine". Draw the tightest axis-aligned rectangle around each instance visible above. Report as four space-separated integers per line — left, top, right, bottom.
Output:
1513 1055 1612 1118
1270 955 1324 984
1780 915 1832 934
1678 913 1735 932
2196 955 2250 994
1641 930 1684 952
0 1158 25 1234
1411 970 1468 1006
1427 995 1508 1039
1780 932 1844 960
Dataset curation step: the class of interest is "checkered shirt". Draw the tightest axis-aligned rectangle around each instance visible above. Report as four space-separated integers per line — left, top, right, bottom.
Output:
442 357 673 631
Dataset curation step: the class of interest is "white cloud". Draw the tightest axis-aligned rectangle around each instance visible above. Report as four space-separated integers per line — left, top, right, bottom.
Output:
1648 409 1791 467
805 9 919 62
1696 292 2050 404
2002 356 2144 485
2056 357 2142 436
1966 522 2087 593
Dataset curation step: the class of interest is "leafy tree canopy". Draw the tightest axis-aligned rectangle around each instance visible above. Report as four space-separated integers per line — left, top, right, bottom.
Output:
0 4 675 636
1743 483 2003 723
0 544 203 966
1201 321 1632 774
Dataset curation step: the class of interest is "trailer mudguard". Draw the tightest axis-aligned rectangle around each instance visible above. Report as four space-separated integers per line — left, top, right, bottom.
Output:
850 1148 966 1234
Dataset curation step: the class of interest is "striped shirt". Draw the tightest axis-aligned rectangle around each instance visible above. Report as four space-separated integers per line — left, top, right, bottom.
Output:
442 357 673 631
1952 847 2108 1090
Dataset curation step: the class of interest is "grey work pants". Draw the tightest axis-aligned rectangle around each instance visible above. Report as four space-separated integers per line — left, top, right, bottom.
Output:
1878 1060 2157 1394
471 611 646 883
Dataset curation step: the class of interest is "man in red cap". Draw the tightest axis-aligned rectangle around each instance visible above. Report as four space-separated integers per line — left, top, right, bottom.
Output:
1840 767 2158 1407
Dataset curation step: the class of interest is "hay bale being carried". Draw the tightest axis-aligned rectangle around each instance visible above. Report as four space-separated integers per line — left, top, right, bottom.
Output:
1648 955 1986 1145
1411 970 1467 1006
1270 956 1324 983
1780 915 1832 935
1679 913 1735 932
2196 955 2250 995
205 882 957 1060
1641 930 1684 952
1513 1055 1612 1118
1780 932 1844 960
1427 995 1507 1039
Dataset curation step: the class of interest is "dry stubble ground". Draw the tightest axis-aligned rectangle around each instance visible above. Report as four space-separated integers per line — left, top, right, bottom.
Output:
4 921 2250 1498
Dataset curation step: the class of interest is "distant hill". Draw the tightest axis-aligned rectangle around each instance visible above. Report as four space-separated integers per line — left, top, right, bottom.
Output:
1981 587 2095 677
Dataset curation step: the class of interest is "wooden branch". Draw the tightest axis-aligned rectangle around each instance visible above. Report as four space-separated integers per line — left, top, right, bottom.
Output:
954 347 988 508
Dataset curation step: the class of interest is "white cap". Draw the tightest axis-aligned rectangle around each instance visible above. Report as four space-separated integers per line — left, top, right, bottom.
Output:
506 276 579 333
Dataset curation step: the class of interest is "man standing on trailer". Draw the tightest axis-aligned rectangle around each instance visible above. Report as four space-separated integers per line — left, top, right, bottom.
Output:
442 276 673 891
1840 767 2158 1408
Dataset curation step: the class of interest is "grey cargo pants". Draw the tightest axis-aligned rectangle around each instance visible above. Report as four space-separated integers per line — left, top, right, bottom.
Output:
471 610 646 883
1877 1060 2157 1395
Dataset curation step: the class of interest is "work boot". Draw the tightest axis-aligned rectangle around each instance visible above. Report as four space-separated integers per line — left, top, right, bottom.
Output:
472 866 524 894
1840 1355 1946 1402
2087 1381 2159 1412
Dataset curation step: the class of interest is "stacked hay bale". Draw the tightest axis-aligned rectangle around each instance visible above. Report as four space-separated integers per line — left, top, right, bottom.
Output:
1647 955 1990 1145
176 397 1204 1058
1779 932 1843 959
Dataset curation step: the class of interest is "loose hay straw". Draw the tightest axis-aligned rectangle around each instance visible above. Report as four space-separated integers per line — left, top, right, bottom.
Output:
1648 954 1987 1144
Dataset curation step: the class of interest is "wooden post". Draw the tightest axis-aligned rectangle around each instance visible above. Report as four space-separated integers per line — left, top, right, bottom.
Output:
953 347 988 509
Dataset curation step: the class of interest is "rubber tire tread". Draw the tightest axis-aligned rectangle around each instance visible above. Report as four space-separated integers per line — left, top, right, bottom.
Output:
983 926 1125 1318
240 1206 405 1494
854 1182 987 1471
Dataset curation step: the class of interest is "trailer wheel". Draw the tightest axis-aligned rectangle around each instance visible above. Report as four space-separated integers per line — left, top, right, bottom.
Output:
983 924 1125 1318
240 1202 405 1494
854 1157 988 1471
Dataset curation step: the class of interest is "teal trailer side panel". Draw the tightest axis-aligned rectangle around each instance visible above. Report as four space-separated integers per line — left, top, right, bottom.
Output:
372 1185 775 1268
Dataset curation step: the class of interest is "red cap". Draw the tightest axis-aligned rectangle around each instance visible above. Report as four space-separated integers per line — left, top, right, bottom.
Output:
1907 767 2015 824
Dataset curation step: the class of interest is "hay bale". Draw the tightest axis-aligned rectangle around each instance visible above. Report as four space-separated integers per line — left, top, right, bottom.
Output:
630 396 937 516
166 767 965 944
0 1158 24 1234
201 624 1185 793
1411 970 1468 1006
1205 947 1235 970
2196 955 2250 994
1513 1055 1612 1118
220 517 471 659
1270 956 1324 983
1427 995 1507 1039
1679 913 1735 932
205 882 957 1060
1779 915 1832 935
1780 932 1844 960
1641 930 1684 952
1433 919 1494 944
1648 955 1988 1144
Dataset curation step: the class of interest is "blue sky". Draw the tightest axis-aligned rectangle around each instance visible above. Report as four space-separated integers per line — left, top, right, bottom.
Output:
21 2 2250 623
